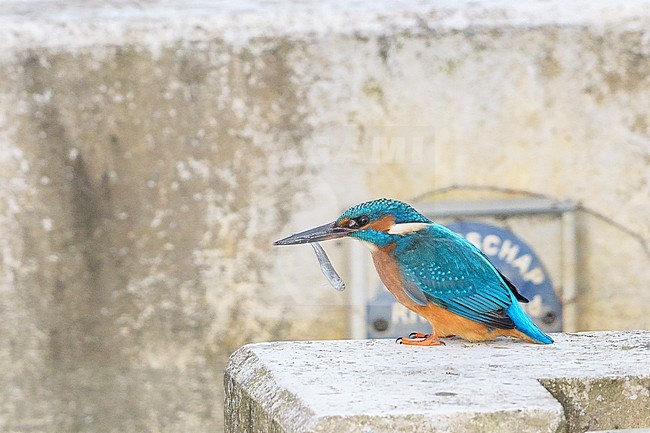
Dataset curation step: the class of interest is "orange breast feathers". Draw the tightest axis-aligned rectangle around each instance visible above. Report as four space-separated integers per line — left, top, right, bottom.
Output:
370 248 534 342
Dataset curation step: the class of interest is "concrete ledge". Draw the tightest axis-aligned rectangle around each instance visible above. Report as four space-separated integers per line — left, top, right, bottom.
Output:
225 331 650 433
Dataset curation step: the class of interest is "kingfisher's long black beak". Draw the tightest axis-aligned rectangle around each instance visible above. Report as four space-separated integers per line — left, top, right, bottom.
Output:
273 221 352 246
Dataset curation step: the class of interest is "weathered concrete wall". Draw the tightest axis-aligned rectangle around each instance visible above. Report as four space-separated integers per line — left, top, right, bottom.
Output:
225 331 650 433
1 1 649 432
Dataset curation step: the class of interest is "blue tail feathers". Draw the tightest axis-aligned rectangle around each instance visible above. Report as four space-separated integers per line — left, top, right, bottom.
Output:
506 300 554 344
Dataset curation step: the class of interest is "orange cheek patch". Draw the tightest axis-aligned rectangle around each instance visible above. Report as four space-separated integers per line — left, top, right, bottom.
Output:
369 215 396 232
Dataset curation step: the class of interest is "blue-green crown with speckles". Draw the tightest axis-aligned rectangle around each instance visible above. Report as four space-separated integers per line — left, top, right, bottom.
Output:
337 198 430 225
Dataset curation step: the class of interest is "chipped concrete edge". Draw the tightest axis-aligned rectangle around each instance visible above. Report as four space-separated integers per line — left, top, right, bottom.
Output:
224 343 317 433
539 375 650 433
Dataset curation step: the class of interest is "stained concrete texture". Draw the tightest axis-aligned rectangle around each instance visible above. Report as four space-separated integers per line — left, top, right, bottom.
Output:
1 1 650 433
225 331 650 433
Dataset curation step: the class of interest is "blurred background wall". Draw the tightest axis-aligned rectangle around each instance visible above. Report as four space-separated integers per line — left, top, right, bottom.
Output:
0 1 649 432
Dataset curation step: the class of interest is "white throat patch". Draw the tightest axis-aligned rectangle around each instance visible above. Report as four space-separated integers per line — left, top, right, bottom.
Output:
387 223 430 235
359 240 378 252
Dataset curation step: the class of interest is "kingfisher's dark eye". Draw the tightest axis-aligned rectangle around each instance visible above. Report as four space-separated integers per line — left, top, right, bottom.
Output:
346 215 370 229
348 215 368 228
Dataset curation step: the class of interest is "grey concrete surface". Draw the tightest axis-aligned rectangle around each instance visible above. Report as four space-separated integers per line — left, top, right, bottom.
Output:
1 1 650 432
225 331 650 433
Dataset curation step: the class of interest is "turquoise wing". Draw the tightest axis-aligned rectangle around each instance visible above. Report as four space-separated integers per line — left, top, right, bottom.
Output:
394 224 517 329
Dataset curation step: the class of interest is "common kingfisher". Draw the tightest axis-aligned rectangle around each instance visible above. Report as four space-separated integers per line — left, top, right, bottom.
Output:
274 198 553 346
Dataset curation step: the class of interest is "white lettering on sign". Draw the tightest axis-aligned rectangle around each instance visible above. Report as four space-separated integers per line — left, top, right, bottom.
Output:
512 254 532 275
482 234 500 256
498 239 519 263
522 294 544 317
466 232 482 250
464 232 546 285
524 268 545 285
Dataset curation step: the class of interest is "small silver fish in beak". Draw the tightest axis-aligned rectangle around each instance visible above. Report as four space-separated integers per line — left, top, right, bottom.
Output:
310 242 345 291
274 220 352 291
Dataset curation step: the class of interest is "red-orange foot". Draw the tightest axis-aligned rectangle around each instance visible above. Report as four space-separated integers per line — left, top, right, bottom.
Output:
396 334 445 346
408 332 456 339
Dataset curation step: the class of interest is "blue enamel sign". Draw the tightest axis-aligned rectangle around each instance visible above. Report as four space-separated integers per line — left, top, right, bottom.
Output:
366 221 563 338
